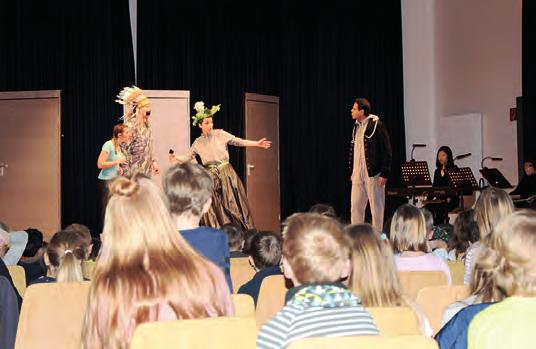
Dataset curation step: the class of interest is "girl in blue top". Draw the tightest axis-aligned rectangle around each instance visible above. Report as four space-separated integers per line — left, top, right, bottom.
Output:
96 124 129 232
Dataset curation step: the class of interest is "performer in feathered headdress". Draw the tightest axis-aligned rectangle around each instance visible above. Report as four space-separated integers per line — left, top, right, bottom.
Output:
115 86 160 177
169 101 271 230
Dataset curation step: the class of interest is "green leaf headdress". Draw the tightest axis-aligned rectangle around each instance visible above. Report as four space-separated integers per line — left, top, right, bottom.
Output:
192 101 221 126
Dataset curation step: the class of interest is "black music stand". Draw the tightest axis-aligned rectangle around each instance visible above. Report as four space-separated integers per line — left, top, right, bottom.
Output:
446 167 479 210
479 168 513 189
401 161 432 204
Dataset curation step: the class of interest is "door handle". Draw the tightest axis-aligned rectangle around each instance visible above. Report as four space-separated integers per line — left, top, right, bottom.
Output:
247 164 255 176
0 162 8 177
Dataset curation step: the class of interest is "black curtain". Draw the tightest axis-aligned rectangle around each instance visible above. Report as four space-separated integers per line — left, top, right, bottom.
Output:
521 1 536 167
137 0 406 223
0 0 135 236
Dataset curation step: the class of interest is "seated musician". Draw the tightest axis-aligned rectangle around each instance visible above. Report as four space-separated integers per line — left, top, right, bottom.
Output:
427 146 459 224
510 159 536 208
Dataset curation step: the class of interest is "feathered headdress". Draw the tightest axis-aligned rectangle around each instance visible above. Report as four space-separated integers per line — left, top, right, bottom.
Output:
192 101 220 125
115 86 150 109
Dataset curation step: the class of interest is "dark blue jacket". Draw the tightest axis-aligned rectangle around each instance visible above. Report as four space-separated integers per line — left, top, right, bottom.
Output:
180 227 233 292
237 265 282 306
435 302 494 349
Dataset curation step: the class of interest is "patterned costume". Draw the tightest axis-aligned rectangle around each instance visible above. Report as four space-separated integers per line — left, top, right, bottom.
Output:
115 86 156 177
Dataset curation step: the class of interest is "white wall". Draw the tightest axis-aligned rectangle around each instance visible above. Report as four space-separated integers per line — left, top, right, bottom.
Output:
401 0 438 169
402 0 522 184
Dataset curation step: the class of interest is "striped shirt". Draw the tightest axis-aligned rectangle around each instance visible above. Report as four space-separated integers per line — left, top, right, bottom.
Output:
257 284 379 349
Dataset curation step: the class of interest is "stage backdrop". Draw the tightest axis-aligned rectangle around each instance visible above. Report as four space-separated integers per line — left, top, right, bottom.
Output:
137 0 407 223
0 0 135 236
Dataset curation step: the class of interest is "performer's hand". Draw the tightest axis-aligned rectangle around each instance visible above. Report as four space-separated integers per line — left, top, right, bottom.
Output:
117 155 127 165
168 154 177 163
378 177 387 187
257 138 272 149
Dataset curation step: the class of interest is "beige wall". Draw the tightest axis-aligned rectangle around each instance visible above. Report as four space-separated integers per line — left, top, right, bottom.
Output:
403 0 522 184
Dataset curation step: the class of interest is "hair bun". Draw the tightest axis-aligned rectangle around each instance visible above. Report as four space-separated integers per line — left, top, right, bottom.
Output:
110 176 139 197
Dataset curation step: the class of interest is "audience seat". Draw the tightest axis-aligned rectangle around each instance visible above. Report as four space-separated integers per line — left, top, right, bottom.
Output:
7 265 26 297
416 284 470 334
82 260 96 280
447 260 465 285
230 257 255 293
129 317 257 349
398 271 448 299
15 282 90 349
366 307 421 335
255 274 289 329
232 294 255 318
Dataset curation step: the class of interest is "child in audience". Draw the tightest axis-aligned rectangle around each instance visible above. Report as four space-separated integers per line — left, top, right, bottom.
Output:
421 208 450 259
447 209 479 261
435 255 500 348
347 223 432 336
29 230 88 284
390 204 452 284
464 188 513 284
257 213 378 349
221 223 246 258
163 163 233 291
242 228 258 255
18 228 47 284
308 203 337 218
0 221 28 266
238 231 282 305
468 210 536 348
63 223 93 259
83 174 233 349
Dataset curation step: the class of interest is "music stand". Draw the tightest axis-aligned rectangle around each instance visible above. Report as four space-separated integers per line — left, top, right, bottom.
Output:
401 161 432 204
446 167 479 210
479 168 513 189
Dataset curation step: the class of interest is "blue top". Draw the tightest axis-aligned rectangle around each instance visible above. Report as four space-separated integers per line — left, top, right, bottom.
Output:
435 302 494 349
98 140 122 180
238 265 282 306
180 227 233 293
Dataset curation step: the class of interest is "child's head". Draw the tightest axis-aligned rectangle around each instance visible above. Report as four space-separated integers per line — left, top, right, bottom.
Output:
242 229 258 254
308 203 337 218
346 224 404 307
478 210 536 298
221 223 244 252
449 209 479 257
389 204 428 254
63 223 93 259
46 230 89 282
420 208 434 239
474 187 514 240
249 231 282 271
23 228 44 257
281 213 349 285
163 163 213 218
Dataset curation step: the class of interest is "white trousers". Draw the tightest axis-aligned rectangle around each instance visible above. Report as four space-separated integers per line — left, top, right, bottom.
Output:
350 174 385 232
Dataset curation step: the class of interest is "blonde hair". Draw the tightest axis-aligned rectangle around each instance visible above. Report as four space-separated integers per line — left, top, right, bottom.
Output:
477 210 536 298
390 204 428 254
46 230 88 282
282 213 349 284
82 174 229 349
474 187 514 240
347 224 430 335
347 224 405 307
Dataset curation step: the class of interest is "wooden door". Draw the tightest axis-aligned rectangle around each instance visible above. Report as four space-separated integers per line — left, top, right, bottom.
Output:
244 93 280 233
